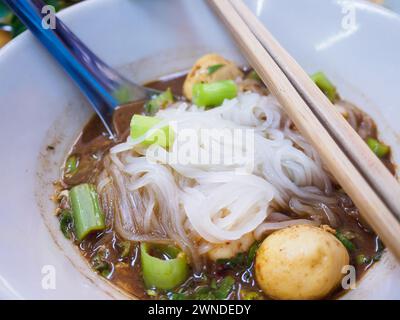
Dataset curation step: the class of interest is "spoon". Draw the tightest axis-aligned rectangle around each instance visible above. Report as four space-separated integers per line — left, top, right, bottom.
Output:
3 0 162 138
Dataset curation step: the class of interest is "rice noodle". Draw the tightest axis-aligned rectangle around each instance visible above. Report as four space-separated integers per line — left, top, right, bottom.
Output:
97 92 342 267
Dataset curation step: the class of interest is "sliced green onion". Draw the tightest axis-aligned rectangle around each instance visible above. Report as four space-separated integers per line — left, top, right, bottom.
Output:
367 137 390 158
207 64 224 75
193 80 238 108
130 115 174 148
247 241 259 266
140 243 189 290
59 210 73 239
65 155 78 176
311 71 337 103
335 230 356 252
70 184 105 241
144 88 174 116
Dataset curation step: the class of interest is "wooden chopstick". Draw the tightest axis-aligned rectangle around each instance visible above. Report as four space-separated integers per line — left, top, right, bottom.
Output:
208 0 400 260
229 0 400 219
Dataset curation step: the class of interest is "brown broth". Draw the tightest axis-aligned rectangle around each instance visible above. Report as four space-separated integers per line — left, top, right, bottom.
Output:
58 72 391 300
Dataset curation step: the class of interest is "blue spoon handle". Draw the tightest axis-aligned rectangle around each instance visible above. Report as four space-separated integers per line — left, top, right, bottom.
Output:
3 0 119 136
30 0 157 101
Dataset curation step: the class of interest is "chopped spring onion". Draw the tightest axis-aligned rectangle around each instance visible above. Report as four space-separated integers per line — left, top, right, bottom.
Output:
59 210 73 239
70 184 105 241
367 137 390 158
65 155 78 176
144 88 174 116
335 230 356 252
130 114 174 148
311 71 337 103
140 243 189 290
192 80 238 108
207 64 225 75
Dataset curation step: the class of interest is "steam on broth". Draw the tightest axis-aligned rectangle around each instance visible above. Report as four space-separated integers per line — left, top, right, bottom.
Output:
55 54 392 300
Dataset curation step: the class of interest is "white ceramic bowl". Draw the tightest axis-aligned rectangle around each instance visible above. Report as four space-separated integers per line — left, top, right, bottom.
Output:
0 0 399 299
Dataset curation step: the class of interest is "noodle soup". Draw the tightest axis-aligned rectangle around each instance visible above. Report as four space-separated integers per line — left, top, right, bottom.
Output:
54 54 392 300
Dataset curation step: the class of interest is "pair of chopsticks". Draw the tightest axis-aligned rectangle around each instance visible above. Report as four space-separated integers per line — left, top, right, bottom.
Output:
208 0 400 260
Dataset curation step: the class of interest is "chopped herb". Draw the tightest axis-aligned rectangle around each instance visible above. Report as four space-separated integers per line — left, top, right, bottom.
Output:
217 252 246 269
241 290 263 300
168 276 235 300
59 210 73 239
247 241 259 265
117 240 131 258
217 241 259 270
213 276 235 299
91 249 112 278
207 64 224 75
335 230 356 252
356 254 370 265
169 292 186 300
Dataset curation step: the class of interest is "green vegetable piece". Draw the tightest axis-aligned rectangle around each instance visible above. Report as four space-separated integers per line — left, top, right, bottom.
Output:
59 210 73 239
241 290 263 300
140 243 189 290
311 71 337 103
214 276 235 299
207 64 225 75
216 252 246 269
70 184 106 241
117 241 131 258
144 88 174 116
367 137 390 158
335 230 356 252
169 292 186 300
65 155 79 176
192 80 238 108
92 249 112 278
247 70 261 81
247 241 259 266
130 115 174 148
356 254 370 265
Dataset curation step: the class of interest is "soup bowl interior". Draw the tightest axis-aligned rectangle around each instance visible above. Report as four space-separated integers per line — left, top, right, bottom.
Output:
0 0 399 299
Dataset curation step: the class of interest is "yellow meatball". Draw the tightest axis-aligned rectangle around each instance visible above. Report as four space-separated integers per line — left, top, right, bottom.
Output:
255 225 349 300
183 53 243 100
